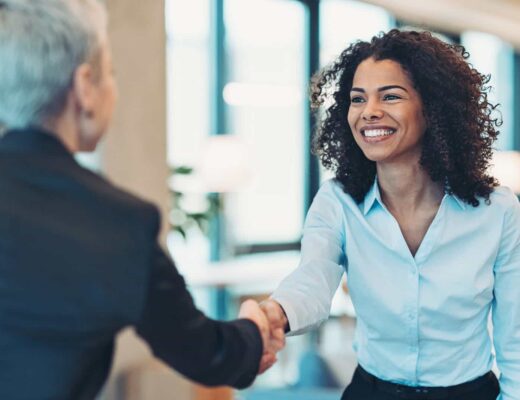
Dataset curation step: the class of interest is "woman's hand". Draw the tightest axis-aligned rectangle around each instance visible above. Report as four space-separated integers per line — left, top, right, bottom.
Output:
239 299 286 374
259 299 289 333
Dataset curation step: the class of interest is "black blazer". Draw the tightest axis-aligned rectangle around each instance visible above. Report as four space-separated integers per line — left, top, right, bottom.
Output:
0 128 262 400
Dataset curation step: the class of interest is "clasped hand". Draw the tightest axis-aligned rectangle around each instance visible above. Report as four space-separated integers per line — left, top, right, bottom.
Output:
238 299 288 374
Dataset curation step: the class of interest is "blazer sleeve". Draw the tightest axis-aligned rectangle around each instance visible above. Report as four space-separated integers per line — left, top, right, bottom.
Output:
135 212 262 388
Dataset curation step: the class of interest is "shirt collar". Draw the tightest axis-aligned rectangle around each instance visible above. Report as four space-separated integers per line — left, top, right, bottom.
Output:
449 193 466 210
0 126 73 158
363 177 382 215
362 176 467 215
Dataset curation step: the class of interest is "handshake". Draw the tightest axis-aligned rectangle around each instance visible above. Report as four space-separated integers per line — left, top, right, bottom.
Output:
239 299 288 374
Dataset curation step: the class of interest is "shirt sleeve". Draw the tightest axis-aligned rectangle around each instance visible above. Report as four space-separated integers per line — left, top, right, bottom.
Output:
493 192 520 400
135 213 263 389
271 180 346 335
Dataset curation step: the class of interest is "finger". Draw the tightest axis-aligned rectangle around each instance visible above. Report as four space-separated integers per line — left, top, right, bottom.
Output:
260 300 279 318
265 309 284 328
272 327 285 340
258 360 276 374
271 336 285 351
265 335 285 353
260 353 276 365
260 300 288 333
267 338 285 353
270 328 285 346
258 353 277 374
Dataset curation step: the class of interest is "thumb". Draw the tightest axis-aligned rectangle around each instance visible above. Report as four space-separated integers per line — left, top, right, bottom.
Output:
239 299 269 340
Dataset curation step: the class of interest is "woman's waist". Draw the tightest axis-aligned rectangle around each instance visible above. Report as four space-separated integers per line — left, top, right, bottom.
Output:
353 330 494 386
352 364 498 399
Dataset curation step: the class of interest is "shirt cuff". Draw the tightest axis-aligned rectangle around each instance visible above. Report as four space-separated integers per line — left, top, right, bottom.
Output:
270 295 301 336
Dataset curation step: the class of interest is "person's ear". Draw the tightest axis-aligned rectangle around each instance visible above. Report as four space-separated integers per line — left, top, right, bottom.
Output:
72 63 96 118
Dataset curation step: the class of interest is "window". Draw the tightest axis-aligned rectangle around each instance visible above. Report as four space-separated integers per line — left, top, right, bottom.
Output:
462 32 515 150
165 0 212 266
320 0 393 67
166 0 211 167
224 0 307 247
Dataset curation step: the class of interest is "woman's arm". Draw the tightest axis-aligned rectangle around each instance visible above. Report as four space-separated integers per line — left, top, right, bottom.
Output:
271 181 347 335
493 192 520 400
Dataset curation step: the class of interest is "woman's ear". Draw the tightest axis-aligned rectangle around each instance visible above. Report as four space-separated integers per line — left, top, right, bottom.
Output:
72 63 96 115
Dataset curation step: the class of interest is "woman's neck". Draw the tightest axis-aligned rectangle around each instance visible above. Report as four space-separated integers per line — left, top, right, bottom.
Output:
376 161 444 214
41 99 79 154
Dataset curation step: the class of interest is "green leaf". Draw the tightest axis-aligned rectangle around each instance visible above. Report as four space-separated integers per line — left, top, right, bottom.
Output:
174 225 187 239
173 166 194 175
187 212 209 221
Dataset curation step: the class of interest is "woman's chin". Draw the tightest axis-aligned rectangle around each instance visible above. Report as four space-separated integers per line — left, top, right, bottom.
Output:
78 131 104 152
78 143 98 152
361 150 391 163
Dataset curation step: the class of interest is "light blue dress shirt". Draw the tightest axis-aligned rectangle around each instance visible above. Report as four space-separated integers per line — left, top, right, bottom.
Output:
272 179 520 400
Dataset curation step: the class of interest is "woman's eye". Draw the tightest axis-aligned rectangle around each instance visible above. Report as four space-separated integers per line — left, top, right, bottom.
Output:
350 96 365 103
383 94 400 101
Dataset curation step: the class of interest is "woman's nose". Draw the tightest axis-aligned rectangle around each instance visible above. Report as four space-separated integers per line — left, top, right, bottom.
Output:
361 99 384 120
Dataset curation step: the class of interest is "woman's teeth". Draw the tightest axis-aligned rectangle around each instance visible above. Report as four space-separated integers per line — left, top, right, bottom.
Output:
363 129 395 137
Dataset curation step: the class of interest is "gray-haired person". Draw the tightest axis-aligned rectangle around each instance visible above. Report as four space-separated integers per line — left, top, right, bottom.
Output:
0 1 283 399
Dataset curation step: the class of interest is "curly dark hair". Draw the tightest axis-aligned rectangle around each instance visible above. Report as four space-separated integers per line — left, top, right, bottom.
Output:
311 29 501 206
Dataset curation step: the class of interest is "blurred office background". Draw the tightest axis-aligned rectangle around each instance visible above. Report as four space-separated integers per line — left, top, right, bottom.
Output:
92 0 520 399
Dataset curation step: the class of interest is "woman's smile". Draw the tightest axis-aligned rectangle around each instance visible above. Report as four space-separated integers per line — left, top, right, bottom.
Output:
360 125 397 143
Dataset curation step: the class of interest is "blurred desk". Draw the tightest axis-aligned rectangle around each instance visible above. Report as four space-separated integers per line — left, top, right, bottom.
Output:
177 251 300 290
176 251 300 319
176 250 355 320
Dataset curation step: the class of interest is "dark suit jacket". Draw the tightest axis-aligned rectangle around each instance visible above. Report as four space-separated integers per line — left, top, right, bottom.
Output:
0 127 262 399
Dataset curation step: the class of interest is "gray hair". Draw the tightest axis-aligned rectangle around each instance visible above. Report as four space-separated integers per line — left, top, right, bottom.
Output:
0 0 108 129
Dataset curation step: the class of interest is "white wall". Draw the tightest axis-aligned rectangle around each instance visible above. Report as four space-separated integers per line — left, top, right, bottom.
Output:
364 0 520 50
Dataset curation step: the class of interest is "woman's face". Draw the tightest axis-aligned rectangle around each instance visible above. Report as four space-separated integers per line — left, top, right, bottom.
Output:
347 57 426 166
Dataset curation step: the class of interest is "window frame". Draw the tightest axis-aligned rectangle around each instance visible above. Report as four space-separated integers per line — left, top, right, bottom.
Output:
209 0 319 259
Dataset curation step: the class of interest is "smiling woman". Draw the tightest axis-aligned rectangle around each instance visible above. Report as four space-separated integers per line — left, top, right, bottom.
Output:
259 29 520 400
311 29 499 206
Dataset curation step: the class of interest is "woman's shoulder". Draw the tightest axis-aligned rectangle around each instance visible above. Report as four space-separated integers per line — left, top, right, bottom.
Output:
479 186 520 217
488 186 519 207
315 178 362 211
319 178 341 191
318 178 353 200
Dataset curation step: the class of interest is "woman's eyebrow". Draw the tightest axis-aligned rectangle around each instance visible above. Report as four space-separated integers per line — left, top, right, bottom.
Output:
379 85 408 92
350 85 408 93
